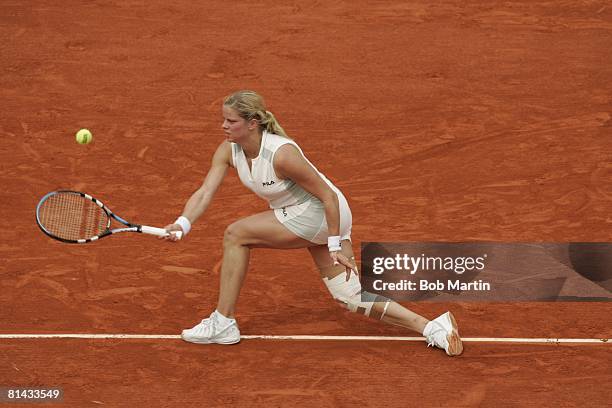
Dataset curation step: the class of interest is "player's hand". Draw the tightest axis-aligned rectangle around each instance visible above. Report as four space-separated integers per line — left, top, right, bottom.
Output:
330 251 358 281
160 223 183 242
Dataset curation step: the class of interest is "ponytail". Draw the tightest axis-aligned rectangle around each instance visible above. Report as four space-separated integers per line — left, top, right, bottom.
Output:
261 110 288 138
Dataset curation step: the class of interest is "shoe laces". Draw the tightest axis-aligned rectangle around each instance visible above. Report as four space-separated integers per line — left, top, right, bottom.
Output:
425 321 447 348
194 313 219 335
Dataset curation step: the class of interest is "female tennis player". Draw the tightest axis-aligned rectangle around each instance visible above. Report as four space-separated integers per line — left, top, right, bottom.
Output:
163 90 463 356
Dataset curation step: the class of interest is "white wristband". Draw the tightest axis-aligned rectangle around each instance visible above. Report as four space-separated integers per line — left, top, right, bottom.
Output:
174 216 192 235
327 235 341 252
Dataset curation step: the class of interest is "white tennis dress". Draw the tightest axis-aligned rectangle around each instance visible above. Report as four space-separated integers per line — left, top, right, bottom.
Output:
231 130 352 244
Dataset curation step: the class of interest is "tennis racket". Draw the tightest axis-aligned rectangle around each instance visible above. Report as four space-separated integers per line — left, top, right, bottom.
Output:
36 190 181 244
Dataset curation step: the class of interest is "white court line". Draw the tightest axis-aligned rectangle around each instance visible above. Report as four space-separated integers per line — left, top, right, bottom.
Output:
0 334 608 343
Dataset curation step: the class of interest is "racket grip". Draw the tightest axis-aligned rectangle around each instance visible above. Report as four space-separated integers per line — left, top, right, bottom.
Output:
140 225 178 238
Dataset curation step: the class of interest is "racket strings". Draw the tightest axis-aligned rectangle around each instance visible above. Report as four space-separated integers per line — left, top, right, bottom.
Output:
38 193 108 240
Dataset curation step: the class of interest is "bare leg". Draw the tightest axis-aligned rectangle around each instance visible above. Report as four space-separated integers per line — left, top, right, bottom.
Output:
216 210 313 318
308 241 430 334
217 234 250 318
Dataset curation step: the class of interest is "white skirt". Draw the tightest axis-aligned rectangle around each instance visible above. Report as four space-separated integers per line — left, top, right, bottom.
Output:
273 190 352 245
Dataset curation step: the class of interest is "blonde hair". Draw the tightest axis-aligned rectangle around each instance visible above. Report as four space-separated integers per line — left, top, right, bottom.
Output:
223 90 289 138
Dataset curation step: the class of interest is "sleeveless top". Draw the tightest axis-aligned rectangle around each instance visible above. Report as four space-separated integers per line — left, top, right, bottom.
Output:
230 131 340 209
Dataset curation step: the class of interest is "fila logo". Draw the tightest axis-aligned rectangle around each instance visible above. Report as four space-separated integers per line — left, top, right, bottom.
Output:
262 180 275 186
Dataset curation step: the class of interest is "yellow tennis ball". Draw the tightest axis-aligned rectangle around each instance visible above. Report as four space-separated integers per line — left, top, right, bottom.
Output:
76 128 92 144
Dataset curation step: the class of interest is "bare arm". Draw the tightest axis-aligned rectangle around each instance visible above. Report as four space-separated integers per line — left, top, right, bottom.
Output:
274 144 355 276
273 144 340 236
164 141 232 237
181 141 231 223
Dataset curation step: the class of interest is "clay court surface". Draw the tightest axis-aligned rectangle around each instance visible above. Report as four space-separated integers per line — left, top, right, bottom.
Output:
1 1 611 406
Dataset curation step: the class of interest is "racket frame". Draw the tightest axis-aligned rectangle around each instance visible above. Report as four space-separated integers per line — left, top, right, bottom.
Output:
36 190 171 244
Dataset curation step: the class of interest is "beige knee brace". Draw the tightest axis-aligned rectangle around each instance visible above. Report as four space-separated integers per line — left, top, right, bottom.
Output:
320 259 390 319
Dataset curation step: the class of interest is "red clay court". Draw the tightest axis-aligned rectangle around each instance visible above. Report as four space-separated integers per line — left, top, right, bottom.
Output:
1 1 611 406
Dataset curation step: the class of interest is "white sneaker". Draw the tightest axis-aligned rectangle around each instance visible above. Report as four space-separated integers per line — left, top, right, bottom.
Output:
423 311 463 356
181 310 241 345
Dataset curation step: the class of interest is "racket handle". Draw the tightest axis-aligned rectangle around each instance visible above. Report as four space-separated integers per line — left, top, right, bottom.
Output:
141 225 183 239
